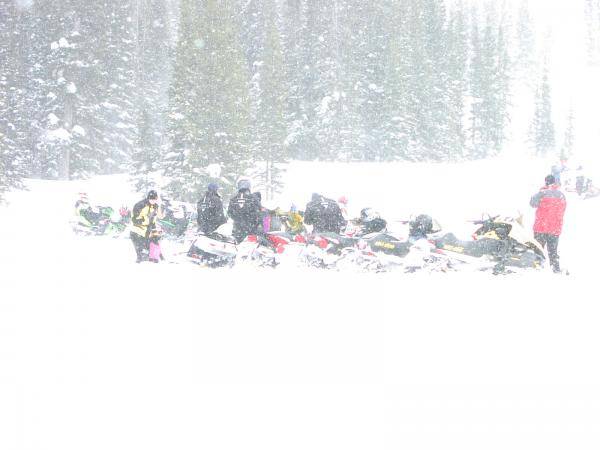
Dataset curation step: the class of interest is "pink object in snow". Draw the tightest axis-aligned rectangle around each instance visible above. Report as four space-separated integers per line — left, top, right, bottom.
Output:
149 241 162 261
263 214 271 233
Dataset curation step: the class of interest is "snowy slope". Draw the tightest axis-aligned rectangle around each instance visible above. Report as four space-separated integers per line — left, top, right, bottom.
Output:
1 159 600 450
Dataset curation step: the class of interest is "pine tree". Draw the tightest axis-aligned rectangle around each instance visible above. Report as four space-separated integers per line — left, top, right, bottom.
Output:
514 0 535 81
444 1 469 159
468 4 511 158
131 0 172 191
280 0 309 159
91 1 138 176
530 68 555 156
344 0 389 161
0 0 26 199
24 0 108 180
381 0 413 160
248 2 289 200
164 0 251 201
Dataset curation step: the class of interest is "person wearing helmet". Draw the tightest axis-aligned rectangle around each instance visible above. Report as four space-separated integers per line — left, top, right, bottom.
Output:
356 207 387 235
304 193 346 234
74 192 104 228
197 182 227 234
281 203 305 234
530 174 567 273
130 189 163 263
227 178 262 243
408 214 435 241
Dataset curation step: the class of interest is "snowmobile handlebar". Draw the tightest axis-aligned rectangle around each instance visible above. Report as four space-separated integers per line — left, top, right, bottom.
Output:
468 215 499 225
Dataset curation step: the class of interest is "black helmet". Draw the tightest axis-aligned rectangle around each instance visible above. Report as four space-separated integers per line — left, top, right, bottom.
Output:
237 178 251 190
147 190 158 200
409 214 434 235
360 208 380 222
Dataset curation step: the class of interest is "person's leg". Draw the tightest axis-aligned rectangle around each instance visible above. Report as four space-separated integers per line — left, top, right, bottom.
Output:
130 232 146 262
546 234 561 272
534 232 547 249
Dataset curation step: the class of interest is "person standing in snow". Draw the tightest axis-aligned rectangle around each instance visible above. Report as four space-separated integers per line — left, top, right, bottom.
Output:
304 193 347 234
227 178 262 243
197 182 227 234
529 175 567 273
550 163 563 185
130 190 163 263
281 204 305 235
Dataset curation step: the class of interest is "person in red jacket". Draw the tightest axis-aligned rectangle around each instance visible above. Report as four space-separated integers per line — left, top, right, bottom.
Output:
530 175 567 273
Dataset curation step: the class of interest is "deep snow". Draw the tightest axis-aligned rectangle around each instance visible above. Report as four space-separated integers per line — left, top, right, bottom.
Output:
1 158 600 449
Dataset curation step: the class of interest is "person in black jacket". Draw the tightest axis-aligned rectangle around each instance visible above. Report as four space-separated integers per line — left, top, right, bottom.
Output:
227 178 262 243
197 182 227 234
304 193 347 234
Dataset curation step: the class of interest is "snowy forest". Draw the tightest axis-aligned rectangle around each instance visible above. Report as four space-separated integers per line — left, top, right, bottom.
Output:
1 0 600 201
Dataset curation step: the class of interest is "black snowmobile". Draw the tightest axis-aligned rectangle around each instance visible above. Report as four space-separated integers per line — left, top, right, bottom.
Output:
187 231 237 267
432 215 545 273
350 214 443 272
158 199 192 239
302 210 417 271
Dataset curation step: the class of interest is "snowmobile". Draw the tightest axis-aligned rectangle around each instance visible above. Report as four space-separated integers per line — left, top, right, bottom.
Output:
347 214 444 272
187 231 238 268
157 199 193 239
432 215 545 274
300 211 429 272
235 231 308 268
301 231 359 269
72 205 130 237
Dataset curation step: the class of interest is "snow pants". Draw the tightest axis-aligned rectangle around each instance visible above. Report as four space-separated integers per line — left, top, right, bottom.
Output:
130 231 149 262
534 232 560 273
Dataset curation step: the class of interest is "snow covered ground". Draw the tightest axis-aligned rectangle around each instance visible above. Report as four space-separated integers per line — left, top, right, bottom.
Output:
1 158 600 449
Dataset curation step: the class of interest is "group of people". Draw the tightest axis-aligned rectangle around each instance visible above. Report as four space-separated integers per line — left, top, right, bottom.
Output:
197 178 353 243
126 173 567 274
127 178 374 263
551 160 597 197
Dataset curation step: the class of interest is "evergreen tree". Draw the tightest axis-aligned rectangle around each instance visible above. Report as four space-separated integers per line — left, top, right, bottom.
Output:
24 0 121 180
248 3 289 200
280 0 309 159
344 0 389 161
280 0 340 160
131 0 172 191
444 1 469 158
468 4 511 158
164 0 251 201
92 1 138 176
529 67 555 156
381 0 413 160
0 0 27 199
514 0 535 81
406 0 451 160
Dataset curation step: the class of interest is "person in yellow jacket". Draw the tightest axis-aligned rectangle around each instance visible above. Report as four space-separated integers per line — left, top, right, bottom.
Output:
281 204 305 234
130 190 164 263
